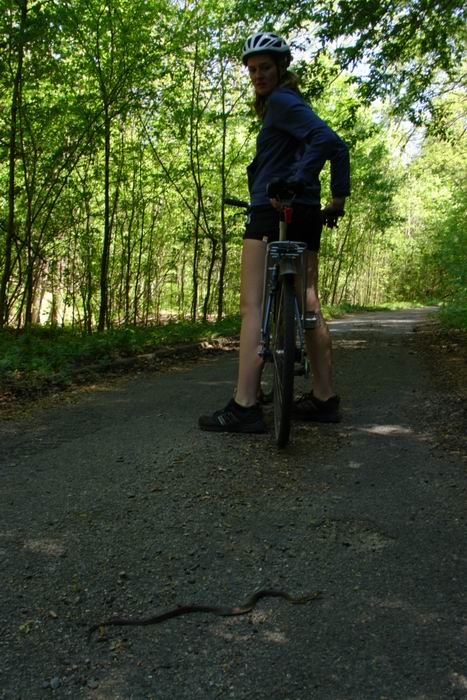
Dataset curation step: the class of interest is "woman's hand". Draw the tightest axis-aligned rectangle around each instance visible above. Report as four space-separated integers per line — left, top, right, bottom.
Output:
323 197 346 212
322 197 346 228
270 198 282 211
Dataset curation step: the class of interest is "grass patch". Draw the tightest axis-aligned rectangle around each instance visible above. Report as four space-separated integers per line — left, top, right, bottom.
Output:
438 303 467 331
0 316 241 397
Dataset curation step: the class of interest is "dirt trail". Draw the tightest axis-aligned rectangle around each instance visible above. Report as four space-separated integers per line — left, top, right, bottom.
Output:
0 308 465 699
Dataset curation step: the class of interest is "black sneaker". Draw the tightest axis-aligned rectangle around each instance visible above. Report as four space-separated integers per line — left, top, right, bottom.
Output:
292 392 341 423
198 398 266 433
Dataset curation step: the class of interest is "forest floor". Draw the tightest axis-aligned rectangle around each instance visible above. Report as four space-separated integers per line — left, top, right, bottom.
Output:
0 308 465 700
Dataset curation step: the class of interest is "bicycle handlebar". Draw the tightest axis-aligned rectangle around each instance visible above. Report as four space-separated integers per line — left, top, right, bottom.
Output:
224 188 345 229
224 197 249 209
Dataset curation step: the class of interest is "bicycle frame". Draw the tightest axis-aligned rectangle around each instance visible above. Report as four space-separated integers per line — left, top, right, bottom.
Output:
259 206 308 363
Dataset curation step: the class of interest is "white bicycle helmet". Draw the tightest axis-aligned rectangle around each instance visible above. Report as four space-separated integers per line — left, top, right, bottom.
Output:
242 32 292 66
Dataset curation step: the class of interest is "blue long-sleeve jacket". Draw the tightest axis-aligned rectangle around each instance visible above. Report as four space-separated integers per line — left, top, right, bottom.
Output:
247 88 351 207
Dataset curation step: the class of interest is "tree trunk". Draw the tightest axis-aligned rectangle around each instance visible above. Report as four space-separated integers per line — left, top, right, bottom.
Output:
98 106 111 331
133 204 146 325
191 210 201 321
218 76 228 321
202 237 217 321
0 0 27 326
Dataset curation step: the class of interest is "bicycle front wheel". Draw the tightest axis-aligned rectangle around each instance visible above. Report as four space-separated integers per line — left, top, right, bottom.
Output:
272 274 296 447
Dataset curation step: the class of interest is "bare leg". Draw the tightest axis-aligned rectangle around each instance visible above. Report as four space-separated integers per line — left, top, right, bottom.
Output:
304 251 334 401
235 239 267 407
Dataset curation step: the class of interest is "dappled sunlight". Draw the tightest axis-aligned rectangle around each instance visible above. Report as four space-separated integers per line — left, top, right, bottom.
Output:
82 671 129 700
212 610 290 645
361 424 414 436
250 609 269 624
312 517 394 552
332 338 369 348
262 630 289 644
22 538 65 556
0 530 66 557
450 673 467 692
368 597 443 626
213 615 260 643
332 318 420 326
329 314 429 336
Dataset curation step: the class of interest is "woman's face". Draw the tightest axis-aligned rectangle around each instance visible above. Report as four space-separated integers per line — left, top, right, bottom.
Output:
247 54 279 96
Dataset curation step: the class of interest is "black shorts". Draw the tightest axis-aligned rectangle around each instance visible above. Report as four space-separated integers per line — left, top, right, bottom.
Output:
244 204 322 252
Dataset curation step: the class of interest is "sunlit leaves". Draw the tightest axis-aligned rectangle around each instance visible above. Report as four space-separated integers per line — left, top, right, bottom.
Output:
230 0 466 127
0 0 464 328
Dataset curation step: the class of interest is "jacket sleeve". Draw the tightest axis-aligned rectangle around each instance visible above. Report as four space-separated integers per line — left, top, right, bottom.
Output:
268 90 351 198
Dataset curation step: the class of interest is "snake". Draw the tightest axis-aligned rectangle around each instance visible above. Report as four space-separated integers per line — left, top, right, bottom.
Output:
88 589 320 641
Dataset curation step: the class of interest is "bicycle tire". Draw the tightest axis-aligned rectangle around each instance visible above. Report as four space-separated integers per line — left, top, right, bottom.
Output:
258 358 274 404
272 275 296 447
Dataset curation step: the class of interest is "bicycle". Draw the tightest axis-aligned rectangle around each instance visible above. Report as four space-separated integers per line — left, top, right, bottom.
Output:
225 178 343 447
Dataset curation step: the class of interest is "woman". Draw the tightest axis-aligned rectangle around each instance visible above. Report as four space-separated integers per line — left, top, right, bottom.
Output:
199 31 350 433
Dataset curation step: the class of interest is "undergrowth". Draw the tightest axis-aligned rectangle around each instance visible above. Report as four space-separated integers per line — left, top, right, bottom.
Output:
437 303 467 331
0 316 241 396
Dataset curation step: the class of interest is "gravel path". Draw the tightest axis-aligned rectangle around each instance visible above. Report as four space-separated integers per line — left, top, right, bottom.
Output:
0 308 465 699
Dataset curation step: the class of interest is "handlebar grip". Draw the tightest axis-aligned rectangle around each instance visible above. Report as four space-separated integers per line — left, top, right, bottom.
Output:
321 209 345 228
322 209 345 218
224 198 250 209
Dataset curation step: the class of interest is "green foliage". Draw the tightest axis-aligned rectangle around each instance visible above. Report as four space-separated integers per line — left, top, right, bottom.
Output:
438 305 467 331
232 0 466 127
0 316 241 394
389 94 467 310
0 0 465 349
315 0 466 123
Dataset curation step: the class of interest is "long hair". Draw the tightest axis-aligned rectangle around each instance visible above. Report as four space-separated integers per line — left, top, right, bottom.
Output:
253 60 300 118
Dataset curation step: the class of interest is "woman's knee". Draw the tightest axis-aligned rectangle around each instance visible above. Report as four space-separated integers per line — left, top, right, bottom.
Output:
306 287 320 313
240 296 262 319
